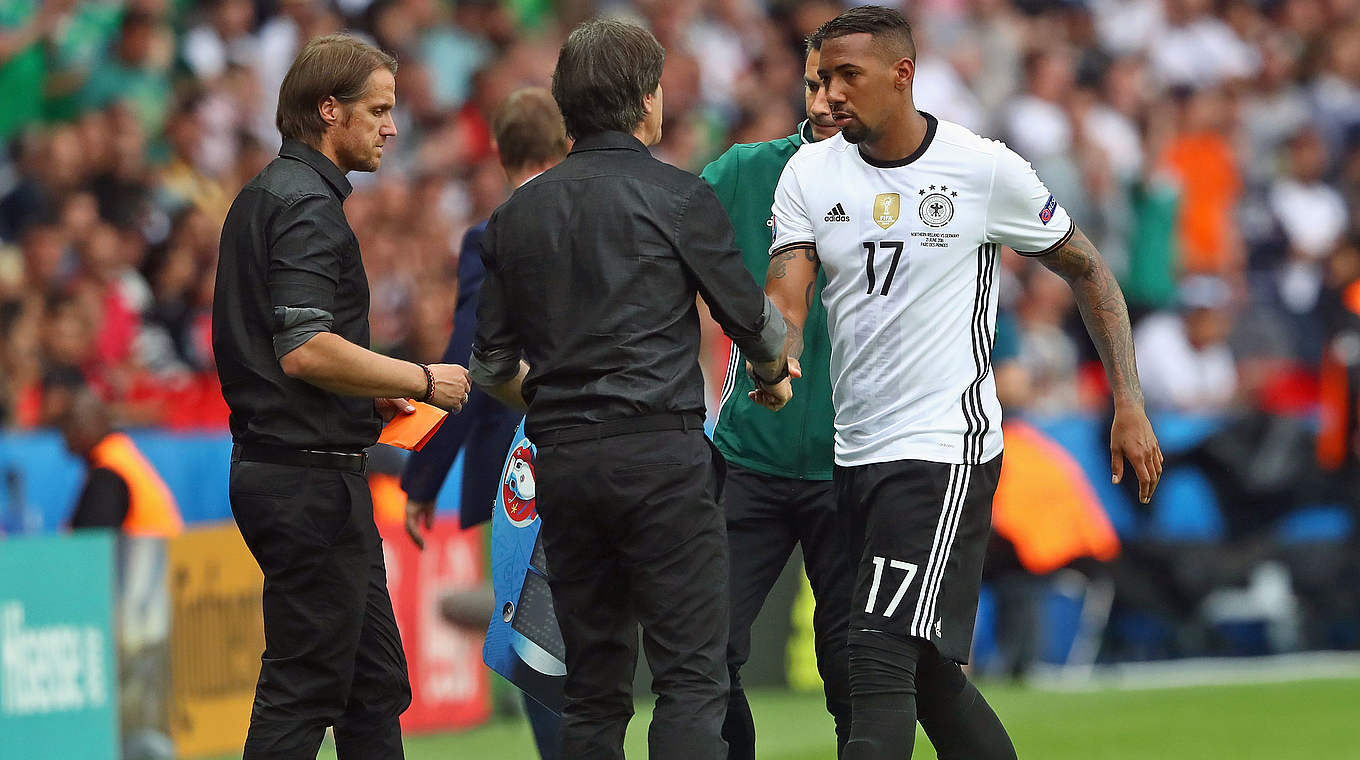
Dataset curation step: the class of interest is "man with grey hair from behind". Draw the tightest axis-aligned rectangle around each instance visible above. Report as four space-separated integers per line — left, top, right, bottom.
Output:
214 33 471 760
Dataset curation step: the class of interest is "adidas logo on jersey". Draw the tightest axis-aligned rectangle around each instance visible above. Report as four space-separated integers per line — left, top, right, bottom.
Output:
824 203 851 222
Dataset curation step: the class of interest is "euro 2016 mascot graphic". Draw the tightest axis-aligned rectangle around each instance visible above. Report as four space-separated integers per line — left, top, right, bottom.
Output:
484 420 566 713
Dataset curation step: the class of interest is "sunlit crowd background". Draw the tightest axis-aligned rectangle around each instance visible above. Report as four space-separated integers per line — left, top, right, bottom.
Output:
3 0 1360 662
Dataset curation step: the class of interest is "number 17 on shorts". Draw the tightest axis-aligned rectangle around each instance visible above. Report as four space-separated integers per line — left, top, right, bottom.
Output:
864 556 919 618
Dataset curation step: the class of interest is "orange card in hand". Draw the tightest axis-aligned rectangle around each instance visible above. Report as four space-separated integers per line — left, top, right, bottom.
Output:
378 401 449 451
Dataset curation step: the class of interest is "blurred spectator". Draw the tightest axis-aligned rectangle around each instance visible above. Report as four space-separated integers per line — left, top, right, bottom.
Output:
79 10 175 138
181 0 259 81
1160 87 1243 276
1318 238 1360 482
1240 33 1312 191
157 96 232 224
1271 129 1349 267
0 0 64 143
61 389 182 535
1005 49 1074 162
1135 275 1238 413
1148 0 1258 89
1015 266 1083 415
1311 23 1360 166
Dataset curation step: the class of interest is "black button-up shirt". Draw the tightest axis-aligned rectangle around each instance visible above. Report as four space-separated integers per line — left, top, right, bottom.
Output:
470 131 785 438
213 139 380 450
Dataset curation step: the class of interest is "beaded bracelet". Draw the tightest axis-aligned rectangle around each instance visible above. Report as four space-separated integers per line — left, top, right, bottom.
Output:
416 363 435 402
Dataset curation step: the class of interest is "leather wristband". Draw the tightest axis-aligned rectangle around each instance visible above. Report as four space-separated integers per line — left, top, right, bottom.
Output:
750 361 789 387
416 363 435 402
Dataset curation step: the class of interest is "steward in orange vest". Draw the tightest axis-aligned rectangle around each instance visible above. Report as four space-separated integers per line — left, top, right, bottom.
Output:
61 391 183 536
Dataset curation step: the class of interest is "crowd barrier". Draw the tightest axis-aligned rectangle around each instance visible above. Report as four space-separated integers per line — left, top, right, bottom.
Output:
1 414 1351 543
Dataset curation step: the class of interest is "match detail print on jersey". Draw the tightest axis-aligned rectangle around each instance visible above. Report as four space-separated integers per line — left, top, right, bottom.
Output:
769 112 1074 467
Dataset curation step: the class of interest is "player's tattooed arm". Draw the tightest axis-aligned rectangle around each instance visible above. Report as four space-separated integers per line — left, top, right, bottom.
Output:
1035 225 1163 502
1034 226 1140 404
766 246 820 361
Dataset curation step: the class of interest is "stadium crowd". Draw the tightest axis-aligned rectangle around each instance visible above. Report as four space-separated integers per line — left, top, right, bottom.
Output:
2 0 1359 658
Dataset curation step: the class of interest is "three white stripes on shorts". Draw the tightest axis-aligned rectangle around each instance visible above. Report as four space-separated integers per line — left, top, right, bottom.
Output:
911 463 971 640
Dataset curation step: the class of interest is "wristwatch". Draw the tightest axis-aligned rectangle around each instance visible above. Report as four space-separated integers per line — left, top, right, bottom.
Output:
750 361 790 387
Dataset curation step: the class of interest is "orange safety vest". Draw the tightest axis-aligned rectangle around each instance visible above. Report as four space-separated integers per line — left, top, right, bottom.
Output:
992 421 1120 575
88 433 184 537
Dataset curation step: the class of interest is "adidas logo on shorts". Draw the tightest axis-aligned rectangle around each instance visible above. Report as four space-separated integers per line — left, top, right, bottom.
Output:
824 203 850 222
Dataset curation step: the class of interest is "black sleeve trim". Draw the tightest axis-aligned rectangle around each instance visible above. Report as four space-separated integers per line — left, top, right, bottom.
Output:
770 240 816 259
1013 222 1075 258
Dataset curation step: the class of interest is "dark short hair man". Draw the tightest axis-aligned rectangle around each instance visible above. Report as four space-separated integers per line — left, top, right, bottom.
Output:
699 30 853 759
470 19 794 760
213 33 471 760
766 7 1162 759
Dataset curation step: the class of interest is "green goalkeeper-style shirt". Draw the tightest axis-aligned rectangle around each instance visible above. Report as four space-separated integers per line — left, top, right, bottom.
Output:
702 122 835 481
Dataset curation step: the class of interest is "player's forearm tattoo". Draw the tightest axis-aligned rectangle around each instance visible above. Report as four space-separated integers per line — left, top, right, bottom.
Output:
766 247 819 361
1036 226 1144 407
769 250 797 279
785 319 804 360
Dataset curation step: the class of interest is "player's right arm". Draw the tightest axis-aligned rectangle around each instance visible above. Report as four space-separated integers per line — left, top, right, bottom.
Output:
766 244 819 367
766 161 820 372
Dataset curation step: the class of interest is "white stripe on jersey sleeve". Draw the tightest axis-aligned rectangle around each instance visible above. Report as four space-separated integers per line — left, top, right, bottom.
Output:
770 160 816 257
984 142 1074 255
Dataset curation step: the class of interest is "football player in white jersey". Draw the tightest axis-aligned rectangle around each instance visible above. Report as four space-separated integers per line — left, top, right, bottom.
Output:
765 7 1162 759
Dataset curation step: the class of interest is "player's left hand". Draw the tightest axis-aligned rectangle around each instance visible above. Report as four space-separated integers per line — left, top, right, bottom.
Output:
1110 403 1162 504
405 498 436 550
377 397 417 421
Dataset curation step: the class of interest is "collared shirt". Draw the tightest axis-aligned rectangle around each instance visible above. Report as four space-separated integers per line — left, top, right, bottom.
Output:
703 121 837 481
213 138 381 450
470 130 785 438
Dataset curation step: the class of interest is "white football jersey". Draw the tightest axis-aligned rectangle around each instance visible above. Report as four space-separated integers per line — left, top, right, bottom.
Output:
771 114 1072 467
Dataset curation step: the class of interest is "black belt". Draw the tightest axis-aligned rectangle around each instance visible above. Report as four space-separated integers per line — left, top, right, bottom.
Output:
533 413 705 445
232 443 368 473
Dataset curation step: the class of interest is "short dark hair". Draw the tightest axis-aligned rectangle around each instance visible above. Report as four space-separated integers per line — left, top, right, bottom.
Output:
493 88 569 171
806 21 830 54
276 34 398 145
551 19 665 139
816 5 916 61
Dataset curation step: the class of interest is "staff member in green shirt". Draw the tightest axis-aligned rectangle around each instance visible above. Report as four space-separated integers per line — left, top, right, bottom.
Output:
700 28 849 760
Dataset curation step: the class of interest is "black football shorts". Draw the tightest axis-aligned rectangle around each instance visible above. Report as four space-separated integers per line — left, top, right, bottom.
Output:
834 455 1002 663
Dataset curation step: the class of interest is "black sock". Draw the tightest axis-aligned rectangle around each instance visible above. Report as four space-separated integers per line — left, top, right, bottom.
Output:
843 630 924 760
916 650 1017 760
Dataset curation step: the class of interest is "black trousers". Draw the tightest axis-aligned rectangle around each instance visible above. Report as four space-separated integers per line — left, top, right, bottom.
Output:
534 428 730 760
722 464 852 759
229 460 411 760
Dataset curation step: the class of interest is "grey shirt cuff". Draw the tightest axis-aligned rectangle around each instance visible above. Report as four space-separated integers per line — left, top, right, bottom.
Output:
272 306 334 358
469 346 521 387
738 296 787 365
